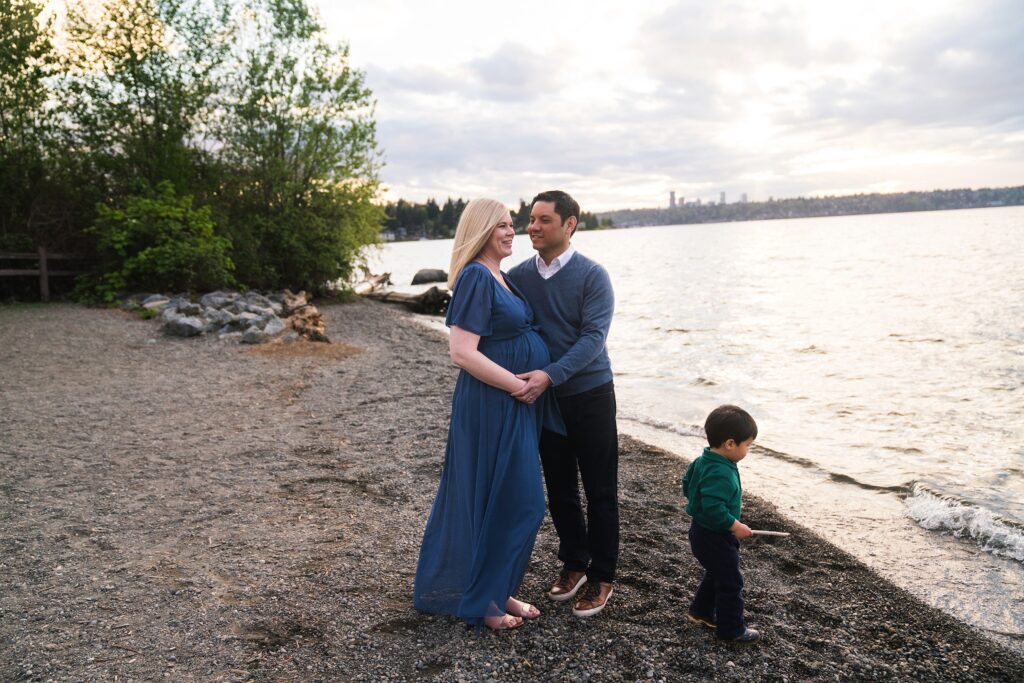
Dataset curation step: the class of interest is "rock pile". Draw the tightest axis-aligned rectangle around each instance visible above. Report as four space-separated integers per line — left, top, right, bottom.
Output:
127 290 328 344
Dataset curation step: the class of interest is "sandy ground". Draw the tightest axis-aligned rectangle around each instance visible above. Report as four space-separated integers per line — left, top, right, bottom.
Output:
2 300 1023 682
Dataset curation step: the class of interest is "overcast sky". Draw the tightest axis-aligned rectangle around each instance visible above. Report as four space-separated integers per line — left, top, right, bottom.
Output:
316 0 1023 211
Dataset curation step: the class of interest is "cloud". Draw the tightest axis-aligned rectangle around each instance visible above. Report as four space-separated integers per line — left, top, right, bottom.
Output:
369 65 465 96
803 0 1024 128
368 43 559 103
338 0 1024 209
466 46 561 101
636 0 1024 130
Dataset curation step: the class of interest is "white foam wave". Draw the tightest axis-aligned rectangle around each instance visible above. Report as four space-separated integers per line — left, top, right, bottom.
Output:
906 484 1024 563
619 413 705 439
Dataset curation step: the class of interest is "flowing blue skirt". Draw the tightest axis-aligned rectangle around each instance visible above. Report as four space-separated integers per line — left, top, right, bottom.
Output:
413 329 558 625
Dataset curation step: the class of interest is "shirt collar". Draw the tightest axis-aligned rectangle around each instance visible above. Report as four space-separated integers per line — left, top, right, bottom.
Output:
536 244 576 269
702 447 738 469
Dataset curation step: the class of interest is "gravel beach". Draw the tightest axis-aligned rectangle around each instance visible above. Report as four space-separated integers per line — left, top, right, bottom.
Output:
2 300 1023 682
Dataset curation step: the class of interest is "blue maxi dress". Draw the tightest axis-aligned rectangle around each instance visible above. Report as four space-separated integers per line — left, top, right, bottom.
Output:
413 262 564 626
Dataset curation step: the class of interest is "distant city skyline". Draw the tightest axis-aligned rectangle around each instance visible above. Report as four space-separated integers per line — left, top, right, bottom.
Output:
314 0 1024 211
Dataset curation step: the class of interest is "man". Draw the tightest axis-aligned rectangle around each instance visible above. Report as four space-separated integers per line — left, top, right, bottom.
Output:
507 190 618 617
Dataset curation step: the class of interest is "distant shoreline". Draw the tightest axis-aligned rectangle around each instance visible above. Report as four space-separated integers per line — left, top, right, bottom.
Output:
600 185 1024 229
383 188 1024 241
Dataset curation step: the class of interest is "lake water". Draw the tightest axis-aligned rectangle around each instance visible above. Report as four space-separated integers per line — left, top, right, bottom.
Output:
369 206 1024 649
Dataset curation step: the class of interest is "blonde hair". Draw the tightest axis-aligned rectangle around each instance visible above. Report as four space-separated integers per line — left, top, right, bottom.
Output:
447 198 510 288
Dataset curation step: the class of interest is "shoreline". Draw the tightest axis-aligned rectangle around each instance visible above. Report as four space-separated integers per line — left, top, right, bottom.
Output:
618 416 1024 654
2 300 1023 681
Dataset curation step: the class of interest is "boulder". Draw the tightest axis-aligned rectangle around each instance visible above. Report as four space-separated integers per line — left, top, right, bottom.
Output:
141 294 171 310
241 327 268 344
264 317 286 336
200 291 239 309
411 268 447 285
227 300 251 315
244 292 275 309
246 304 277 318
237 312 262 327
164 297 201 316
162 314 205 337
265 294 285 315
205 308 238 327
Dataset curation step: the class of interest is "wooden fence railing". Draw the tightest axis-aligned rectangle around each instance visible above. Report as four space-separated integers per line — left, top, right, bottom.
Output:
0 247 87 302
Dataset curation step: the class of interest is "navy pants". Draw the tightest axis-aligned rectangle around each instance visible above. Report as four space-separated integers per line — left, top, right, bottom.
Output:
540 381 619 584
688 520 746 639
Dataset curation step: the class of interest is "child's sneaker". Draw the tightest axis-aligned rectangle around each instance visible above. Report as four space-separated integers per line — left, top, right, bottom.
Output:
720 628 761 643
686 612 716 629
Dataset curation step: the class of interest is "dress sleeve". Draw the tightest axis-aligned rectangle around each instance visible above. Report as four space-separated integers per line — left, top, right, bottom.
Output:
445 264 494 336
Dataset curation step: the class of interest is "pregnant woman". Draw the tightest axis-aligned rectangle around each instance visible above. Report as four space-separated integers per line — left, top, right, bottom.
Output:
413 198 563 630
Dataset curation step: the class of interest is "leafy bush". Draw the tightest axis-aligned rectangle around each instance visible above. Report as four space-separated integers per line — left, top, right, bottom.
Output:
222 182 382 293
78 181 234 302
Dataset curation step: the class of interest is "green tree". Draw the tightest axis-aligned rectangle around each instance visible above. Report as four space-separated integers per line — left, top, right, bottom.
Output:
0 0 59 250
60 0 230 199
579 210 602 230
213 0 382 291
512 199 529 231
440 197 457 234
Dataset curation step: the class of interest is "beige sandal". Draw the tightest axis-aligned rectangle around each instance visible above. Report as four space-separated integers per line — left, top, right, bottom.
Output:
484 613 523 630
506 597 540 619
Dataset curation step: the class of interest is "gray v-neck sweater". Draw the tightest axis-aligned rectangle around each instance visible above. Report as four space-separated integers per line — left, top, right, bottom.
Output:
507 251 614 397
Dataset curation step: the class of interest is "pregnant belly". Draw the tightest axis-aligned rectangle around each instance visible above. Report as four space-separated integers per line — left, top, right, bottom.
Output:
480 330 551 375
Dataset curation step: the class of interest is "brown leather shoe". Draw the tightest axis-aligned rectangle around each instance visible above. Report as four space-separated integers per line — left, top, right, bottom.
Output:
548 569 587 602
572 581 613 617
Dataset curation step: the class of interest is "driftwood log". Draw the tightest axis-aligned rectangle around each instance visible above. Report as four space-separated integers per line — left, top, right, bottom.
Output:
353 272 391 295
281 289 329 342
364 286 450 316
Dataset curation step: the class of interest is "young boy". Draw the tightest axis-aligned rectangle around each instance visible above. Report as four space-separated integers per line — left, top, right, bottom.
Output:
682 404 761 643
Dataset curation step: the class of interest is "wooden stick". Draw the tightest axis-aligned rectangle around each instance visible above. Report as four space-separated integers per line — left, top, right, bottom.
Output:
750 529 790 537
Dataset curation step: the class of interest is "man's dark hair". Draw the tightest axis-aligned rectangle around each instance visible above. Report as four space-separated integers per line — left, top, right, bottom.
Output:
531 190 580 225
704 405 758 448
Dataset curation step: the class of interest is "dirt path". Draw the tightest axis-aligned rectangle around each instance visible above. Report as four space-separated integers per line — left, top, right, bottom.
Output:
2 301 1022 682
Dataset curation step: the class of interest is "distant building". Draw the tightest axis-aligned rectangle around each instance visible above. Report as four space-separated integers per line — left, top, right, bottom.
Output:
741 192 748 203
720 191 726 205
669 191 676 208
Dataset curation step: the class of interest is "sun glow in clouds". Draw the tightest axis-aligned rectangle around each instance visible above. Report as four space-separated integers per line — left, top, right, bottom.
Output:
49 0 1024 210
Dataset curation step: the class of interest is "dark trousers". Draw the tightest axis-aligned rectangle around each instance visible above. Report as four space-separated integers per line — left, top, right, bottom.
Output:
688 520 746 639
540 380 619 584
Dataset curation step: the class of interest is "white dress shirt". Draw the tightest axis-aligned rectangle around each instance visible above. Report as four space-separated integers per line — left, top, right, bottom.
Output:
535 244 576 280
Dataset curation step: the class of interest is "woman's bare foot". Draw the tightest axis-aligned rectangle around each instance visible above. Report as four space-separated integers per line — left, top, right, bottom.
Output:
506 596 540 619
483 613 523 630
